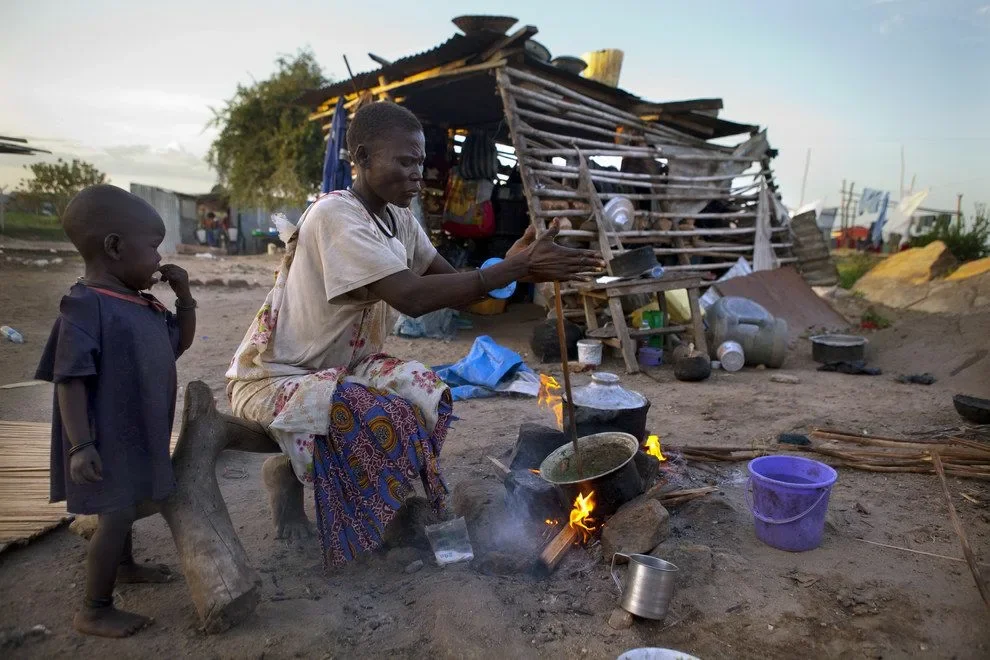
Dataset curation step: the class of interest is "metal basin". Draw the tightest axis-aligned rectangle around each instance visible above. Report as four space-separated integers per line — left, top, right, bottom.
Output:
810 334 867 363
953 394 990 425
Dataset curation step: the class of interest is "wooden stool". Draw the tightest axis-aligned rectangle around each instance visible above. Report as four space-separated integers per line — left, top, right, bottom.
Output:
576 274 708 374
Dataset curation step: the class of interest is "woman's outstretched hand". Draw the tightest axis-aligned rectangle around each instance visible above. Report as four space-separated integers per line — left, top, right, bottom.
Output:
513 220 605 283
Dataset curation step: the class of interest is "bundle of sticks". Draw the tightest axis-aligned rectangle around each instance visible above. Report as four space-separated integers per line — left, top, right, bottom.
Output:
672 427 990 481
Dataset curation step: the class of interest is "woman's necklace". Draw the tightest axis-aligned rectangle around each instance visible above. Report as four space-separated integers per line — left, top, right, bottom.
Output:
348 188 396 238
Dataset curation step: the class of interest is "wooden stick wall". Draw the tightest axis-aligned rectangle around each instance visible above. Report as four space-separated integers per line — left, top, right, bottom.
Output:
495 66 794 274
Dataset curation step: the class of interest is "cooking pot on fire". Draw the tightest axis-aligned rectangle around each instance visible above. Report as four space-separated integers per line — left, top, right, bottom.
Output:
565 373 650 442
538 432 642 517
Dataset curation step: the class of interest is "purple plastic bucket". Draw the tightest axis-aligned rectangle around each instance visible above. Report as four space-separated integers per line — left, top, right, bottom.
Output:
638 346 663 367
747 455 838 552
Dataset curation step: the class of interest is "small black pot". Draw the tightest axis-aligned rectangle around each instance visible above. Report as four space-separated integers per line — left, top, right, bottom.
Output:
810 334 867 364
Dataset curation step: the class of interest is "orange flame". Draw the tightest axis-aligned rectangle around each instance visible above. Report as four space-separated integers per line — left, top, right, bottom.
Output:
569 491 596 542
645 434 667 462
529 469 541 475
538 374 564 430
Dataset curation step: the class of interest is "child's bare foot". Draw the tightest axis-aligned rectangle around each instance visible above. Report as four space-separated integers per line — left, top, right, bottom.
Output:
116 562 172 584
74 606 151 638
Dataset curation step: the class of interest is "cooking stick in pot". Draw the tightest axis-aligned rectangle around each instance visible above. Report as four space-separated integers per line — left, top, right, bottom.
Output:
553 280 583 478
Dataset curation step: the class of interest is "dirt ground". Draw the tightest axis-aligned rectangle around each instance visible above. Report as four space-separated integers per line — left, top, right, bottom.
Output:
1 251 989 659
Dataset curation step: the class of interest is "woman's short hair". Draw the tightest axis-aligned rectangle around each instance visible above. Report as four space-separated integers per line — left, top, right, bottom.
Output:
346 101 423 154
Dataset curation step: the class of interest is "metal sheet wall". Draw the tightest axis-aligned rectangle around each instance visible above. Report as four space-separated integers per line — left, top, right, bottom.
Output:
130 184 181 255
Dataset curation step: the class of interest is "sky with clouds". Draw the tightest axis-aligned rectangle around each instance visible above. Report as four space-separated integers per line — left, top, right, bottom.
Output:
2 0 988 212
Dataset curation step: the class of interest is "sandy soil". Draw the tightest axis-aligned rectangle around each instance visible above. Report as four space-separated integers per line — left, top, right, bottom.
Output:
1 254 989 659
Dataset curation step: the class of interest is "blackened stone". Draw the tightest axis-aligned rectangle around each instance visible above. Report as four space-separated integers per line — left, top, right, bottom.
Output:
509 423 569 470
504 469 565 522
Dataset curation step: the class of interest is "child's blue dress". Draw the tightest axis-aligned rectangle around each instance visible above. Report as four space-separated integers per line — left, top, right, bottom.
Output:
36 283 184 514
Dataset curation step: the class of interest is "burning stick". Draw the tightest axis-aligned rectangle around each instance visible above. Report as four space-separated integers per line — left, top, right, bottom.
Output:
552 280 583 477
537 491 596 575
538 523 580 575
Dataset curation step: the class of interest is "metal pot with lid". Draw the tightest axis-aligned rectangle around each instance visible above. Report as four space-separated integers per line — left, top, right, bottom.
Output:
564 373 651 442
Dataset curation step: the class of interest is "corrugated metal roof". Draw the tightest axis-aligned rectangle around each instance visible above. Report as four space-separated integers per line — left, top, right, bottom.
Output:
299 29 759 140
298 32 506 107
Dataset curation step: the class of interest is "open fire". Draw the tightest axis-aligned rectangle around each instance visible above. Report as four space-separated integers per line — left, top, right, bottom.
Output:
568 491 596 542
645 434 667 462
537 374 564 429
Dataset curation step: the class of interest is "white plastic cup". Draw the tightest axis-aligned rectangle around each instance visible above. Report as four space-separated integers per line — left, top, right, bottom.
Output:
577 339 604 366
717 340 745 372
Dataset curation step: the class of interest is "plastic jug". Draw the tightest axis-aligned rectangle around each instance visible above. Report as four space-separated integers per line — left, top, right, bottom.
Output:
705 297 788 368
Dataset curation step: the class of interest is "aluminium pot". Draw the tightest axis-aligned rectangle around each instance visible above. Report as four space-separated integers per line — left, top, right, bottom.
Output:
810 334 867 364
539 432 643 516
564 372 651 442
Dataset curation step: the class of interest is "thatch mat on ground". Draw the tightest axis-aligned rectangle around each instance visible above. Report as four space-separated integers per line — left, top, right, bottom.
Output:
0 421 178 552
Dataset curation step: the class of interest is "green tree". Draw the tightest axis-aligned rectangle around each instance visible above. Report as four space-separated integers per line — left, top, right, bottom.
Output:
18 158 108 217
207 50 328 210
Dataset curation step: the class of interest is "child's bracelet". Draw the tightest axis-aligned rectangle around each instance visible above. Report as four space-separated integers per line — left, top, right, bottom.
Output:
175 298 197 311
69 441 95 456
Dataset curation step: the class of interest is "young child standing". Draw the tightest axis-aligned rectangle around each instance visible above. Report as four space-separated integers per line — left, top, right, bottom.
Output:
36 184 196 638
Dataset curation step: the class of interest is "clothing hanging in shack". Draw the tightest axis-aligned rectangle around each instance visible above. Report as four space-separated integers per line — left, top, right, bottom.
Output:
458 130 498 181
321 97 352 194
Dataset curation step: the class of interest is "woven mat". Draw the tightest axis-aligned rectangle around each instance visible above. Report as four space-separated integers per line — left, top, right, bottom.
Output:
0 421 177 552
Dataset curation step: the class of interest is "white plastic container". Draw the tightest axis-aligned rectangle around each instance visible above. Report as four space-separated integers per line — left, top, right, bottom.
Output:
577 339 603 366
717 341 745 372
617 649 701 660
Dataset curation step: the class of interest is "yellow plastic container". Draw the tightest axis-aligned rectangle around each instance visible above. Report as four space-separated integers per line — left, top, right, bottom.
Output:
580 49 624 87
467 298 508 316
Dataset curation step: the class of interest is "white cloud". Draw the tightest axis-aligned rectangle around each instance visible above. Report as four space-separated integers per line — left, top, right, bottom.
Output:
978 5 990 15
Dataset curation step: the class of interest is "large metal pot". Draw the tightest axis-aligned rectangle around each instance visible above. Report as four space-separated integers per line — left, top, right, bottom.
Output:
539 432 642 516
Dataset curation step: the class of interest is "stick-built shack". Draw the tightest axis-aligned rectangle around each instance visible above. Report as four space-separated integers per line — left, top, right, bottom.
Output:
301 19 801 319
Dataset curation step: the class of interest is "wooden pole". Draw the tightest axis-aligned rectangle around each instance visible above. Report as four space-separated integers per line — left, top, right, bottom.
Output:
840 179 847 233
845 182 856 246
553 280 582 476
932 452 990 611
799 148 811 207
900 145 906 198
957 194 964 230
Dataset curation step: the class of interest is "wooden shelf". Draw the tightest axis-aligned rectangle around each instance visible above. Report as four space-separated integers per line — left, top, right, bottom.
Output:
587 325 688 340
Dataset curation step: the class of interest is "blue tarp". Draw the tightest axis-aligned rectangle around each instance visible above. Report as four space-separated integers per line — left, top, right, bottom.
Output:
434 335 535 401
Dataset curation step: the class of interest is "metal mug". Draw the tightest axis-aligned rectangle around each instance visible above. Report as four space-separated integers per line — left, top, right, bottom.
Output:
610 552 678 620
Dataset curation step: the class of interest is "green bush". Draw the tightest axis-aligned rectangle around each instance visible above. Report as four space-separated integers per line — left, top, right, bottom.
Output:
0 211 69 242
836 252 883 289
909 213 989 263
